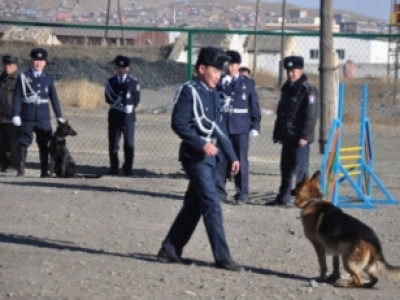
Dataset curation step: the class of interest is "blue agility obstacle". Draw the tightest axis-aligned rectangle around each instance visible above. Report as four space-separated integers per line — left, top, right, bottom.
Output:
320 83 397 209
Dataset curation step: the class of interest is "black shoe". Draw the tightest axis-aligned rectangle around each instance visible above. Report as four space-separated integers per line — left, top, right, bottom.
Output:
215 259 243 272
40 172 50 178
157 248 184 264
265 199 284 206
106 169 118 176
124 171 134 177
236 198 249 205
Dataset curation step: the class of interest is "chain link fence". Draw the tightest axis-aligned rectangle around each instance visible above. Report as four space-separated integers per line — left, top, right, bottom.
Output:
1 21 399 180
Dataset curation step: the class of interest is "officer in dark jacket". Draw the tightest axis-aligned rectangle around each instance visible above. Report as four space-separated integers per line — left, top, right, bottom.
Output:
157 46 243 272
216 50 261 204
268 55 318 206
0 55 19 172
105 55 140 176
12 48 64 177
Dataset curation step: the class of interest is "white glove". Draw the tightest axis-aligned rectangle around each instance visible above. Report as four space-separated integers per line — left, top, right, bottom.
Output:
57 118 66 124
12 116 21 126
221 75 232 86
124 105 133 114
249 129 259 137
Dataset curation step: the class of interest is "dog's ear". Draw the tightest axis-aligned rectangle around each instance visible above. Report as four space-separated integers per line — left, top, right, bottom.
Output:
292 173 308 196
310 170 320 182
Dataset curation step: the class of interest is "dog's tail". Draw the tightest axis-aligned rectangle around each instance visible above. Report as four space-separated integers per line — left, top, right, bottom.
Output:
378 255 400 279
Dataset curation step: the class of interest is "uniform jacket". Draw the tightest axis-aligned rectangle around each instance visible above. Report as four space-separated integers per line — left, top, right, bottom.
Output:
172 79 237 166
0 70 18 123
12 69 63 122
105 74 140 121
273 74 318 144
217 74 261 135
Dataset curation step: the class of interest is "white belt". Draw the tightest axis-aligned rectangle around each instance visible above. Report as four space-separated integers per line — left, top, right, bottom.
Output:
23 97 49 105
232 108 248 113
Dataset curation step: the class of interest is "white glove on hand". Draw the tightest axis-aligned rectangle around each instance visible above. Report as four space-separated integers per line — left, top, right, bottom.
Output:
249 129 259 137
221 75 232 86
57 118 66 124
12 116 21 126
124 105 133 114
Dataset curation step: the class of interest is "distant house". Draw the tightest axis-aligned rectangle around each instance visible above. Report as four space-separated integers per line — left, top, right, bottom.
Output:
168 33 243 65
244 35 300 75
1 26 61 45
245 34 392 78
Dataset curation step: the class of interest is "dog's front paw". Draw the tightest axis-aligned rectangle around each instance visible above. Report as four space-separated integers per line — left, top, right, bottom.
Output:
315 275 328 283
326 272 340 283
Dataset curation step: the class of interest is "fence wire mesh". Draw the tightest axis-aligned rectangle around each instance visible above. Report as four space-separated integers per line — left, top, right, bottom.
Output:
1 22 399 180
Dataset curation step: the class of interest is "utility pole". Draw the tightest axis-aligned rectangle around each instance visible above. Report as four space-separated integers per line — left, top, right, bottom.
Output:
278 0 286 87
104 0 125 44
252 0 260 77
319 0 335 154
105 0 111 39
117 0 125 45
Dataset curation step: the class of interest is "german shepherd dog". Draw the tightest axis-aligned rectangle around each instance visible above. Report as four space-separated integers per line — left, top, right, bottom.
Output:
49 120 78 178
293 170 400 288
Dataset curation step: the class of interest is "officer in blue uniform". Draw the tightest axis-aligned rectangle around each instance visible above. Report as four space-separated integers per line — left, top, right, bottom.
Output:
268 55 318 206
0 55 19 172
157 46 243 272
12 48 64 177
216 50 261 204
105 55 140 176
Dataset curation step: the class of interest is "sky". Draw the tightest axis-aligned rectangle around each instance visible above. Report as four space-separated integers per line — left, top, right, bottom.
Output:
263 0 392 21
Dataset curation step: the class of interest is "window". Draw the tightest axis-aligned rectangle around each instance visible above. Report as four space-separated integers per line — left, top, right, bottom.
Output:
310 49 319 59
336 49 345 60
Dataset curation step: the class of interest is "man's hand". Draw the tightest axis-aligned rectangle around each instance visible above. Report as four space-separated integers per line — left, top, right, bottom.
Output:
202 142 218 156
249 129 259 137
124 105 133 114
299 138 308 147
12 116 21 126
230 160 240 176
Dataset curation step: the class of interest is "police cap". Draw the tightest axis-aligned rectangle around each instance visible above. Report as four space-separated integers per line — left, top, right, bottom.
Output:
196 46 230 70
2 55 18 64
226 50 242 64
283 55 304 70
114 55 130 67
30 48 48 60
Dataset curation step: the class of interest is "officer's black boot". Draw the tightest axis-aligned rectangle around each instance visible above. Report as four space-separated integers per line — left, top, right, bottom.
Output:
107 153 119 175
39 147 49 178
123 146 134 176
17 145 27 177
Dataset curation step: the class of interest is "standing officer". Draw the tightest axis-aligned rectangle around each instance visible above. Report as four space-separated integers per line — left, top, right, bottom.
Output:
12 48 64 177
105 55 140 176
268 55 318 206
216 50 261 204
0 55 19 172
157 46 242 272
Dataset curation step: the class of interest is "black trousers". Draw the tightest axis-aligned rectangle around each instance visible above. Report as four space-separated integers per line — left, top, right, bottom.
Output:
0 123 18 169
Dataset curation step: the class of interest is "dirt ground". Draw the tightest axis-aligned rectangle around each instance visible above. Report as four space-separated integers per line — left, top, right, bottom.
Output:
1 44 400 299
1 153 400 300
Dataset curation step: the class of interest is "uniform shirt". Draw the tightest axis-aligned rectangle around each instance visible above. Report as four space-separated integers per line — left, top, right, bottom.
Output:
12 69 63 122
0 70 18 123
105 74 140 119
172 79 237 166
217 74 261 135
273 74 318 143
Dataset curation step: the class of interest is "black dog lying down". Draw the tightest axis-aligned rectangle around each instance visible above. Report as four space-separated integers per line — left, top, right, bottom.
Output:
49 121 101 178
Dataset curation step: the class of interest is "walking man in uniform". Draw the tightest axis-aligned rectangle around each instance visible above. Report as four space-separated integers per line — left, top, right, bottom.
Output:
105 55 140 176
216 50 261 204
267 55 318 206
0 55 19 172
12 48 64 177
157 46 243 271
